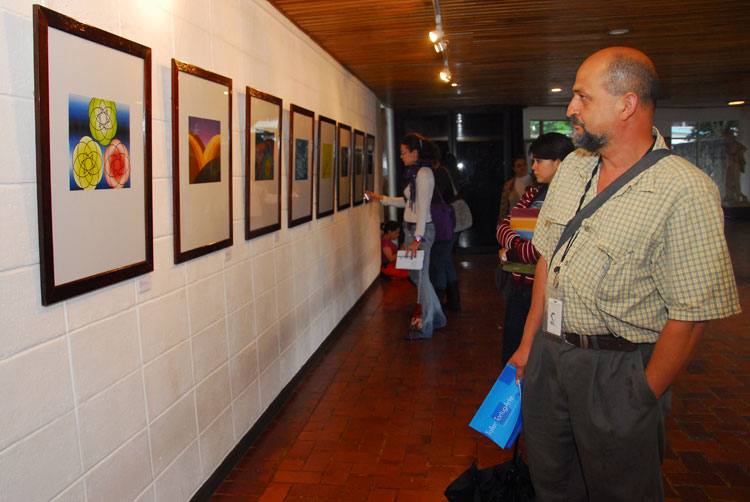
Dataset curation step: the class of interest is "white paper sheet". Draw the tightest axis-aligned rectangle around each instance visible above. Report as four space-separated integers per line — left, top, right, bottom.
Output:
396 250 424 270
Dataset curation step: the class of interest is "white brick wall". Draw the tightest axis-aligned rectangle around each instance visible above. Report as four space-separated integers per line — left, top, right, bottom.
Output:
0 0 381 500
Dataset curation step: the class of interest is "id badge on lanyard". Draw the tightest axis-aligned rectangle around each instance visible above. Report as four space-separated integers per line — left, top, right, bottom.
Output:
544 279 563 337
543 157 602 338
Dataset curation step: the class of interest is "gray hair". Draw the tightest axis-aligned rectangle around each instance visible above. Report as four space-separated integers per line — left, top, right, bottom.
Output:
606 54 660 106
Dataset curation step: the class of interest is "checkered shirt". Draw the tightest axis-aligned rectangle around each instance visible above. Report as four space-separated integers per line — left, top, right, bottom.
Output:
532 128 741 343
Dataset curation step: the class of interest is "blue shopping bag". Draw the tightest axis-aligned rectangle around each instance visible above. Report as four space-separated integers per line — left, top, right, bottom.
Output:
469 364 523 449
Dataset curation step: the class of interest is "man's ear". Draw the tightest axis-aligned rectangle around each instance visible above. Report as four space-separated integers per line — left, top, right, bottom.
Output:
620 91 639 120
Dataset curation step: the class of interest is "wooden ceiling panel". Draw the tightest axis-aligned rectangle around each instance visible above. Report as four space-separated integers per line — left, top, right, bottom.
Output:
267 0 750 109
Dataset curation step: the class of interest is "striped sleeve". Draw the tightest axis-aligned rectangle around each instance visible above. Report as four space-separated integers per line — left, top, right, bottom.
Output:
496 187 541 264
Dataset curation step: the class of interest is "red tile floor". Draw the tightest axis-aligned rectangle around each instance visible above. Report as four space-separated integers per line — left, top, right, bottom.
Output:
211 219 750 501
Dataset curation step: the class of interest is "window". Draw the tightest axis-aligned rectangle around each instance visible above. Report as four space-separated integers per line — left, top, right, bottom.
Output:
529 120 573 139
670 121 739 144
529 120 540 139
670 120 746 205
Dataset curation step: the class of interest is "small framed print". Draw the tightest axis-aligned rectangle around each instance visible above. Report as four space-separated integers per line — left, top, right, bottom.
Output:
171 59 232 263
352 129 365 206
246 87 282 239
33 5 153 305
365 133 376 192
316 115 336 219
337 123 352 210
288 104 315 228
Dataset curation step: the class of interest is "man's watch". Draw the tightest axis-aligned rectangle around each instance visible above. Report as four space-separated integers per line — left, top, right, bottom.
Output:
414 235 424 243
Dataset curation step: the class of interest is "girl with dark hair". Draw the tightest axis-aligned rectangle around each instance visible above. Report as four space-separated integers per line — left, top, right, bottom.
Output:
380 221 409 280
496 132 575 363
365 133 446 340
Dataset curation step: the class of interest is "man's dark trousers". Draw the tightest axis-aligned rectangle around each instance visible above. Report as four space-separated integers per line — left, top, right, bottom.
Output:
522 331 671 501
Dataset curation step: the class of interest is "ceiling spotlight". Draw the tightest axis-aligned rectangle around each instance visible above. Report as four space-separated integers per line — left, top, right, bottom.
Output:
429 29 447 52
550 87 562 93
728 100 745 106
439 69 452 82
451 82 458 87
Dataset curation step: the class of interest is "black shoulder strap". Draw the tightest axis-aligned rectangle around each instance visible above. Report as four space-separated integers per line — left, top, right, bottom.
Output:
445 166 459 196
553 149 671 258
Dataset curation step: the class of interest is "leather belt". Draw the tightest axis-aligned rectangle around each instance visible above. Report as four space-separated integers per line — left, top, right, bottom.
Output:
544 331 638 351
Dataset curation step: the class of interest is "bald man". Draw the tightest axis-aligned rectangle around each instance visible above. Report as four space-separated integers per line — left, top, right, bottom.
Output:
508 47 740 500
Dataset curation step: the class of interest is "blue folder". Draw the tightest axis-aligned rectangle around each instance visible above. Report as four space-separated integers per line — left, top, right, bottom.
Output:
469 364 523 449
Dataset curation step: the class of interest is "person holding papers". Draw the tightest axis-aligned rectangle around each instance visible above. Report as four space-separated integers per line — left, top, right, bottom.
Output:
496 133 575 363
365 133 446 340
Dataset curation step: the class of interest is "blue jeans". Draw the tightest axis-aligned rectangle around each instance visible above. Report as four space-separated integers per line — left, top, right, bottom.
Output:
403 222 446 338
430 234 458 291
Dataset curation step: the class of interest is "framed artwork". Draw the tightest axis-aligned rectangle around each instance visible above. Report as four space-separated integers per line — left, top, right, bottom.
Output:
288 104 315 228
337 123 352 210
365 133 376 192
316 115 336 219
33 5 153 305
246 87 282 239
171 59 232 263
352 129 365 206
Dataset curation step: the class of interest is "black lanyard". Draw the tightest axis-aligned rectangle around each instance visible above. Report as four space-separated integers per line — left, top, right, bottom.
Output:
550 140 663 285
551 159 600 282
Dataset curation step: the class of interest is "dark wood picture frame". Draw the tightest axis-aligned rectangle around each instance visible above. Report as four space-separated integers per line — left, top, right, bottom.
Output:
337 123 352 211
33 5 153 305
352 129 365 206
245 87 282 239
365 133 376 192
316 115 337 219
288 104 315 228
171 59 233 263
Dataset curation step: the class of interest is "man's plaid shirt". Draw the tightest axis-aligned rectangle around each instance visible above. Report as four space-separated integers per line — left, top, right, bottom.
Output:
533 128 740 343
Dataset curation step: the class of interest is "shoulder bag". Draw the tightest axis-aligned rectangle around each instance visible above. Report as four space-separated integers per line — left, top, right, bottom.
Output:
431 185 456 242
446 168 473 232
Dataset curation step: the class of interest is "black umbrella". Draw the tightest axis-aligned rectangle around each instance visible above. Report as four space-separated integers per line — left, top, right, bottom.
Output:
444 439 535 502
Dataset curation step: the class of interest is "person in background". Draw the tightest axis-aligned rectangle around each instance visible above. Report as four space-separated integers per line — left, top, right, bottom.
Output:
365 133 447 340
430 150 462 311
498 155 534 223
509 47 740 500
496 132 575 363
380 221 409 280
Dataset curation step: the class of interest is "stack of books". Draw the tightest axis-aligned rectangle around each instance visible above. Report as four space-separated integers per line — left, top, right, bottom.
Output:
503 207 540 275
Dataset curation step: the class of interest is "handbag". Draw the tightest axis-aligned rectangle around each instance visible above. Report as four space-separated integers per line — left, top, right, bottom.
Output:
452 198 473 232
445 168 473 232
431 186 456 242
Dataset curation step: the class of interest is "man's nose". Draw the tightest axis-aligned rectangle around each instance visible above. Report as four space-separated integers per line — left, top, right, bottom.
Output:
566 97 578 118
